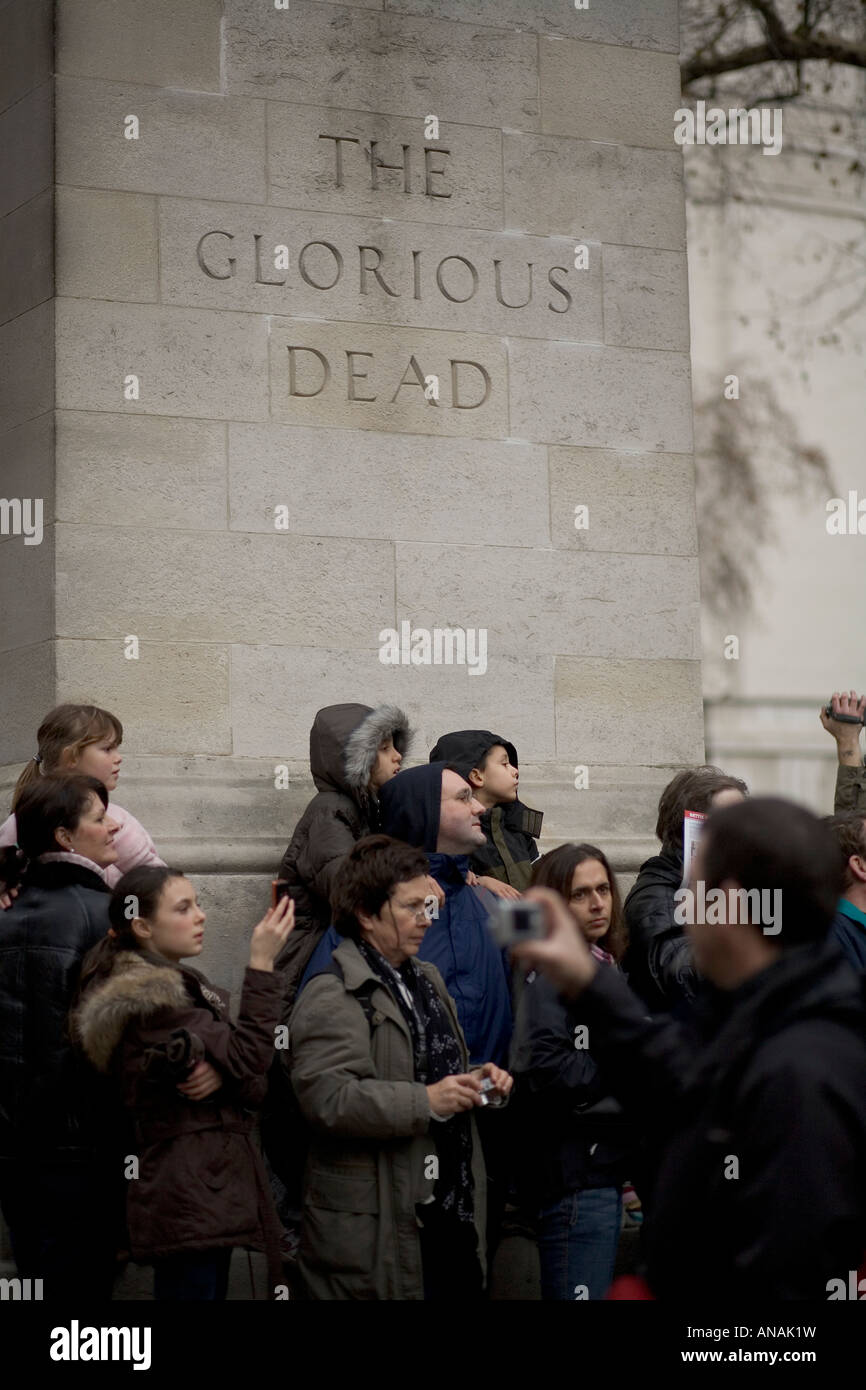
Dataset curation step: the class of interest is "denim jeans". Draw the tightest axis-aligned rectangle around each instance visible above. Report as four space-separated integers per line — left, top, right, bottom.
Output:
536 1186 622 1301
152 1247 233 1301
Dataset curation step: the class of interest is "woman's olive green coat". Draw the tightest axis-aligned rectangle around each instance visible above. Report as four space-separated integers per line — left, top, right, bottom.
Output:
289 936 488 1300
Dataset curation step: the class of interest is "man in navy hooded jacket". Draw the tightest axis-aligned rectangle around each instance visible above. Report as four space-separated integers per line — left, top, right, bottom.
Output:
299 762 513 1069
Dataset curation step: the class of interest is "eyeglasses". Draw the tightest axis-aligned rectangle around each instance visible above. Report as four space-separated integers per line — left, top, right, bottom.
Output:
387 899 434 924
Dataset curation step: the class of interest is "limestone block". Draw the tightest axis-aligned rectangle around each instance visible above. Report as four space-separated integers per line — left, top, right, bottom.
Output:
55 639 231 754
508 340 694 453
55 300 269 422
527 763 690 867
228 424 549 546
394 543 701 660
0 523 54 652
85 754 293 859
504 133 686 248
0 640 54 764
268 320 507 438
540 39 681 149
0 301 53 432
56 78 266 202
230 643 556 762
56 189 158 303
556 657 705 766
602 246 690 351
159 199 601 341
384 0 680 50
224 1 540 128
54 525 395 647
56 413 227 530
0 81 52 217
56 0 222 91
192 875 278 999
0 188 52 326
0 0 52 113
0 412 55 508
548 447 697 555
267 104 503 229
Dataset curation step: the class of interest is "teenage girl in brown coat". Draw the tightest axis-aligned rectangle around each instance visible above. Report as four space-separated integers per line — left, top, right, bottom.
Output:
74 865 294 1301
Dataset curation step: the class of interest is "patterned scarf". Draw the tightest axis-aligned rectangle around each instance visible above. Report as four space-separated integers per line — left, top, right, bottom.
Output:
358 941 475 1223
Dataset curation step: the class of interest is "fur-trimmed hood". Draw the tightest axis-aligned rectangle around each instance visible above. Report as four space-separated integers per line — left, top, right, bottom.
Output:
75 951 191 1074
309 703 413 799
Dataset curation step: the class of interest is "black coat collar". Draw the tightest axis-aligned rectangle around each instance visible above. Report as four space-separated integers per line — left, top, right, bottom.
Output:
23 858 110 894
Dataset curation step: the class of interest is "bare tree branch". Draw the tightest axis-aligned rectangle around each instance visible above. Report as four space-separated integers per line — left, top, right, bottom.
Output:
683 32 866 84
682 0 866 86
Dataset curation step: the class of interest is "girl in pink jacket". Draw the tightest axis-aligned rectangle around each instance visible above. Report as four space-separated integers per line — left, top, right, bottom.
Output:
0 703 163 889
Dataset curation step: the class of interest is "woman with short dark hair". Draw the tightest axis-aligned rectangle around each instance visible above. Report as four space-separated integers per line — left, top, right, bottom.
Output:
290 833 513 1300
0 774 120 1298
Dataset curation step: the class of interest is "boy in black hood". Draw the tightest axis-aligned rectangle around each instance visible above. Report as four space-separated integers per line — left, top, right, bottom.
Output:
276 703 412 996
428 731 542 896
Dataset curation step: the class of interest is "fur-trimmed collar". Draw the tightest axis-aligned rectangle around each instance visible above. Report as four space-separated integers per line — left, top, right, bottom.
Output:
75 951 190 1073
343 704 413 793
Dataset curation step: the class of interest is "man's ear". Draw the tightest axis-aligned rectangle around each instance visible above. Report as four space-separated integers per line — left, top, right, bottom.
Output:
849 854 866 884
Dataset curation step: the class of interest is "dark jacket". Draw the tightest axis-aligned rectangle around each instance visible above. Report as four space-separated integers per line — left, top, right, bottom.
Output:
429 730 542 891
0 857 111 1158
74 950 285 1278
578 942 866 1300
379 763 513 1066
276 703 412 996
290 936 487 1300
623 850 698 1014
831 899 866 971
510 964 633 1208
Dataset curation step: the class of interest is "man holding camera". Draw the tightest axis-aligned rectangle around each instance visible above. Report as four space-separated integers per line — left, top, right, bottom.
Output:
511 797 866 1301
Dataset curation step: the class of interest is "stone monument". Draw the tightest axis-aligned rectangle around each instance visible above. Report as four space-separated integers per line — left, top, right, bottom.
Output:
1 0 702 994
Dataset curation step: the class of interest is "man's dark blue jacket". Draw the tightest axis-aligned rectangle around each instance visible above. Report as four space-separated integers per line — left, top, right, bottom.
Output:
831 898 866 970
299 763 513 1066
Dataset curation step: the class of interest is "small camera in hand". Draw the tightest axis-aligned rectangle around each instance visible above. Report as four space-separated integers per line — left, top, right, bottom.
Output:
823 702 866 725
477 1076 503 1108
486 898 545 950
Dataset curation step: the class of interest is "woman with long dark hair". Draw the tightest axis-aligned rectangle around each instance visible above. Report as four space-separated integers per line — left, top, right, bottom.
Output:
74 865 294 1301
510 842 634 1301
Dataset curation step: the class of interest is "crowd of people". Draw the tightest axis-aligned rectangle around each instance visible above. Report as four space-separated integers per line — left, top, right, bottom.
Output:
1 692 866 1302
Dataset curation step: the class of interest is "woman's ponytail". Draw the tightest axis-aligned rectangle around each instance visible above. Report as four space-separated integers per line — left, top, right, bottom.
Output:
10 756 42 811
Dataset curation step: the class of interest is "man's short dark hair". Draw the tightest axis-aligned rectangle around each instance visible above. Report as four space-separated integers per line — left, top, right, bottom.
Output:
331 834 430 940
656 765 749 854
702 797 842 946
825 812 866 893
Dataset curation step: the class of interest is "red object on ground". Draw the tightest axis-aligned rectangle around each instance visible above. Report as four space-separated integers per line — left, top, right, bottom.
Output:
606 1274 655 1300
